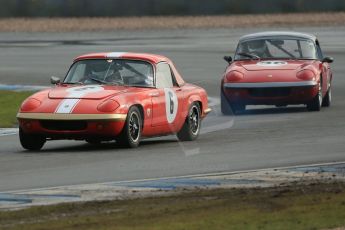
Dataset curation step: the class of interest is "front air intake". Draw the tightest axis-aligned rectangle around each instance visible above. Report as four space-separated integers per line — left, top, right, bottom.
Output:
40 120 87 131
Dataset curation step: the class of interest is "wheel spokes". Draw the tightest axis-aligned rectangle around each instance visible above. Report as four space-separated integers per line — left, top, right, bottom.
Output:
189 107 199 134
129 113 139 141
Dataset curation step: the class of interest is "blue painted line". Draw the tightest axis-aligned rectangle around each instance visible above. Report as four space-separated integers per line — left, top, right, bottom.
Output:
0 193 80 205
0 84 49 91
289 164 345 173
223 179 264 184
113 178 222 190
111 178 265 190
24 194 81 199
0 194 32 204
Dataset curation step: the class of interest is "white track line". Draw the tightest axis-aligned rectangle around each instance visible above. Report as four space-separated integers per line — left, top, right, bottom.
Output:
0 128 18 137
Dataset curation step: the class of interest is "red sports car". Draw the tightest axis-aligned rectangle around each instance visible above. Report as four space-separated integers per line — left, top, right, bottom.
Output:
221 31 334 114
17 52 211 150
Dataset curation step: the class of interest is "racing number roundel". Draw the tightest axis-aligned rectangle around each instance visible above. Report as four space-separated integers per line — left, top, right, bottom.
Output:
164 88 178 123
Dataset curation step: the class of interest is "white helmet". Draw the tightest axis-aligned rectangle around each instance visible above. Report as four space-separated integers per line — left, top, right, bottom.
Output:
247 40 267 54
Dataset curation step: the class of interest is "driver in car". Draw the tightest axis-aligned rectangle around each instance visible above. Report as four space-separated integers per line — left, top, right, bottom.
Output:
105 68 123 84
246 40 272 58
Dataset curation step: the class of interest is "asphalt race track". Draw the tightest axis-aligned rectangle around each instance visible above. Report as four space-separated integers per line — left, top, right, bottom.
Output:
0 27 345 192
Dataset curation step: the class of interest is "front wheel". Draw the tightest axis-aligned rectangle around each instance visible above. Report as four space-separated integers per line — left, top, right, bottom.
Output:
322 85 331 107
19 128 46 151
116 106 142 148
177 103 201 141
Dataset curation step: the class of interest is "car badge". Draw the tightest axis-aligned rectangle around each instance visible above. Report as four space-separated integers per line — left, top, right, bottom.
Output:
267 74 273 78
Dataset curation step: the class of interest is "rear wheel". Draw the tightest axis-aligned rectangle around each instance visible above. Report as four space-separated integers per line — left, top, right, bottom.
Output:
307 83 323 111
177 103 201 141
19 128 46 151
117 106 142 148
322 85 332 107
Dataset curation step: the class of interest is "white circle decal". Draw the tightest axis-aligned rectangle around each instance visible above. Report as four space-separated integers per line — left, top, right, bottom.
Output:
257 61 287 67
66 85 103 94
66 85 103 97
164 88 178 124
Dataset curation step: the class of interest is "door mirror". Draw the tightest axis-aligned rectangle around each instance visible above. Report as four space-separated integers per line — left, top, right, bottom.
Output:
223 56 232 63
50 76 61 85
322 56 334 63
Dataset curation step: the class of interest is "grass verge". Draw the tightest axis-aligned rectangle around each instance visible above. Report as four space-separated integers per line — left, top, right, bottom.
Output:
0 12 344 32
0 91 33 128
1 182 345 230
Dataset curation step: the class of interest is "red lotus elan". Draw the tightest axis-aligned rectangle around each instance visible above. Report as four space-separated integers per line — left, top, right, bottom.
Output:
17 52 211 150
221 31 334 114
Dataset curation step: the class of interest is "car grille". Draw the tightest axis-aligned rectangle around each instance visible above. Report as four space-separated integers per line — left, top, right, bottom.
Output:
40 120 87 131
248 87 291 97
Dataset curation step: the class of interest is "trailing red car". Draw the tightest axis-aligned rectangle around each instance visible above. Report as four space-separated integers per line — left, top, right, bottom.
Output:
221 31 334 114
17 52 211 150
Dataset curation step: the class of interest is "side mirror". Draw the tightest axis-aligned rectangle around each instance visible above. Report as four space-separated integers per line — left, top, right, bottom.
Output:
50 76 61 85
224 56 232 63
322 56 334 63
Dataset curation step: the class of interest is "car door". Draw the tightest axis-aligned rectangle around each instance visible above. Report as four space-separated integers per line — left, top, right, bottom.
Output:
151 62 184 131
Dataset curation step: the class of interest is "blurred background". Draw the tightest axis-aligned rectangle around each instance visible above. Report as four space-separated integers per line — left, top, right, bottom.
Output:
0 0 345 17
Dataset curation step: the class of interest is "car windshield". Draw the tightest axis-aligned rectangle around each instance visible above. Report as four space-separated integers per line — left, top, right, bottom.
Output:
234 37 318 60
64 59 154 87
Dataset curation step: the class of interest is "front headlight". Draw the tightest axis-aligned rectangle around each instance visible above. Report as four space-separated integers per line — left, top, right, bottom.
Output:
297 69 316 81
21 98 41 111
225 71 244 82
97 99 120 112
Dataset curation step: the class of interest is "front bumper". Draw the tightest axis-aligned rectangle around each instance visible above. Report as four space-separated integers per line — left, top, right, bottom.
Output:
223 81 317 89
223 81 319 105
17 113 127 139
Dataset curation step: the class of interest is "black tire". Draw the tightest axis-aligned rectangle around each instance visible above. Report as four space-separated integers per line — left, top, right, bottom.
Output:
322 85 331 107
177 103 201 141
307 83 323 111
19 128 46 151
116 106 142 148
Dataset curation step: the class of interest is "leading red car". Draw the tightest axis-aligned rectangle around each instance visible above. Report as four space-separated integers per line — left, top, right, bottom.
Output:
17 52 211 150
221 31 334 114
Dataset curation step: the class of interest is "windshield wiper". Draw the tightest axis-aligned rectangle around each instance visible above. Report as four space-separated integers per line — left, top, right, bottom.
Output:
89 77 107 84
63 82 83 85
237 52 260 60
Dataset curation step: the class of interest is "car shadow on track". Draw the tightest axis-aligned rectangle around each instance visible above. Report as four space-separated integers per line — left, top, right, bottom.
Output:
16 139 180 153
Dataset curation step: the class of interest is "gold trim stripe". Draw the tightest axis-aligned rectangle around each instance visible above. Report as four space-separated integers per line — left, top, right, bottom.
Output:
17 113 127 121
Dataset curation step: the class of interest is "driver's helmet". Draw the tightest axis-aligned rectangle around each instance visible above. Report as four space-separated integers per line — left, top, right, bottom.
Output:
247 39 267 54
